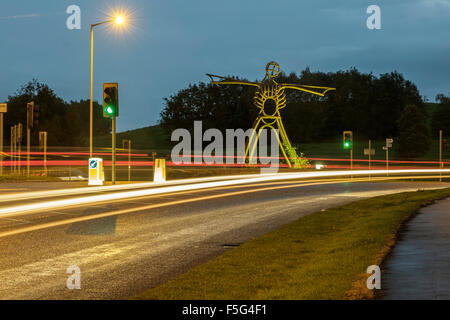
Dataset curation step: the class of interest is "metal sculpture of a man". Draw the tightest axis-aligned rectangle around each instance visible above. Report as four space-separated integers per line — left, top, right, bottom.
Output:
207 61 335 167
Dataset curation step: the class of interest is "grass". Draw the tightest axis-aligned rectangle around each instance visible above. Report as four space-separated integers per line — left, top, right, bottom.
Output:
95 124 169 151
0 174 60 182
134 187 450 300
93 123 449 162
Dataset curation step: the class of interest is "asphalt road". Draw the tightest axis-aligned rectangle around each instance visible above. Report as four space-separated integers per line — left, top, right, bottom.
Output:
0 179 447 299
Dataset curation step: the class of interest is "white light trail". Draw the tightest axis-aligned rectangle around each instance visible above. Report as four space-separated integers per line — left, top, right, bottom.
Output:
0 169 449 218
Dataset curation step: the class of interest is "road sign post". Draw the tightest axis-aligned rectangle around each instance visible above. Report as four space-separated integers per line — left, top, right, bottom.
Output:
0 103 6 176
88 158 104 186
123 139 131 182
439 130 443 182
364 140 376 172
39 131 47 176
26 102 34 177
384 138 394 176
17 123 22 174
10 126 14 174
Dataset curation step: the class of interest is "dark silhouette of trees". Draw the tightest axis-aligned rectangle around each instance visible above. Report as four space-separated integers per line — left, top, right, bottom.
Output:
160 68 425 144
397 104 431 159
4 79 110 146
431 94 450 137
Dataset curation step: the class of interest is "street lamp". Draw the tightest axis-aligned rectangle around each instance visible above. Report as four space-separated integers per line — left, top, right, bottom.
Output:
89 15 126 157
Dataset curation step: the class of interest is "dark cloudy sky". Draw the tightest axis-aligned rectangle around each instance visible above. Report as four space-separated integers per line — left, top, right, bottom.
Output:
0 0 449 131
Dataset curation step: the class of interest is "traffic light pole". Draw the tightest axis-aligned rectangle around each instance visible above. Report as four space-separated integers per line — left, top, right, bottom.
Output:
351 149 353 170
112 116 116 185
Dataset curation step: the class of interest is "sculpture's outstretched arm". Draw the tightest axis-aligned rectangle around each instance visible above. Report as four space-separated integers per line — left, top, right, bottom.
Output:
281 84 336 96
206 74 260 87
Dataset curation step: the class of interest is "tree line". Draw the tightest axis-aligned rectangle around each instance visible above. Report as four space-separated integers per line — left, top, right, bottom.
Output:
2 79 110 147
160 67 449 159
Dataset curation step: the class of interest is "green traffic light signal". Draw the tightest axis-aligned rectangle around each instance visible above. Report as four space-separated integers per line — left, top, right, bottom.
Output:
104 105 115 115
343 131 353 150
103 83 119 118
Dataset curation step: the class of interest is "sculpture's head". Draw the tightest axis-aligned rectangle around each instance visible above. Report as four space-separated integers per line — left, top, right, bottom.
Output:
265 61 280 79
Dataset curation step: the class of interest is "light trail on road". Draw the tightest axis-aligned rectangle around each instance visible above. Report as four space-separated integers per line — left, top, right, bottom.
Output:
0 175 448 239
0 169 449 218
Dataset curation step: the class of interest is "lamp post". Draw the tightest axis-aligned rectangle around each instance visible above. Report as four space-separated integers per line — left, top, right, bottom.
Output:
89 16 125 158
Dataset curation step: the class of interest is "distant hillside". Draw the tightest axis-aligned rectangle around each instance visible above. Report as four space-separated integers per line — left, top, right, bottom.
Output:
95 124 169 151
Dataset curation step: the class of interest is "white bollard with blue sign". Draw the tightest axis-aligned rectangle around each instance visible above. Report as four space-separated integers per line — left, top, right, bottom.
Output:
88 158 104 186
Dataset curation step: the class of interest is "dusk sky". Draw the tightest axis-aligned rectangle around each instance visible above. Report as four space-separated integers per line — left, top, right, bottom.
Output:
1 0 449 131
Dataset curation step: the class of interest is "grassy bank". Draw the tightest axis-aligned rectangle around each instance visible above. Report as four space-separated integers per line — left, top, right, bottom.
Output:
0 174 60 182
135 187 450 300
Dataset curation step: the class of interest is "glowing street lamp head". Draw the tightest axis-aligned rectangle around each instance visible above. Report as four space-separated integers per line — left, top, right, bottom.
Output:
114 16 124 25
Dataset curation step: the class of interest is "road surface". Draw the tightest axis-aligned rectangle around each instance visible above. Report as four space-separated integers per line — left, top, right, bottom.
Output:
381 198 450 299
0 178 447 299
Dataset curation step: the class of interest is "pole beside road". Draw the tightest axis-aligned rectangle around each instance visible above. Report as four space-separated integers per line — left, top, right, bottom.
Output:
0 103 6 176
112 116 116 185
439 130 443 182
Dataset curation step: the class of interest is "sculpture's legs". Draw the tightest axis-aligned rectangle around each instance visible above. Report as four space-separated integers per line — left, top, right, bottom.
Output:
245 116 293 168
276 118 293 167
245 117 262 164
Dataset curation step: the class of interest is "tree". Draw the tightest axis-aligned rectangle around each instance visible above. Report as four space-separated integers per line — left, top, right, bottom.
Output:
397 104 431 159
159 67 425 145
431 94 450 137
4 80 110 146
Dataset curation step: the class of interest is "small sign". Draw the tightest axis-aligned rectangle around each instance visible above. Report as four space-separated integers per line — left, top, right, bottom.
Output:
382 146 387 150
386 138 393 143
364 148 375 156
387 143 392 148
88 158 104 186
0 103 6 113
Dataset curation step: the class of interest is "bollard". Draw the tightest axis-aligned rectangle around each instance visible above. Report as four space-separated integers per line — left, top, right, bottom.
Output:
153 158 166 183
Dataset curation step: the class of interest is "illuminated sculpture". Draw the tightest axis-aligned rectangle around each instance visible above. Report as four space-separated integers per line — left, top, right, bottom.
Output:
207 61 336 167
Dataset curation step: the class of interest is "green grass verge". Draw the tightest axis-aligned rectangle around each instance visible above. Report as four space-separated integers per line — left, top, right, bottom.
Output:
134 187 450 300
0 174 60 182
94 123 449 162
95 124 170 151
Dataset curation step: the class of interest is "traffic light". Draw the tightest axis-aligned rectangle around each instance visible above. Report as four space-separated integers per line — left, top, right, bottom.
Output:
343 131 353 149
26 102 34 129
33 104 40 127
103 83 119 118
